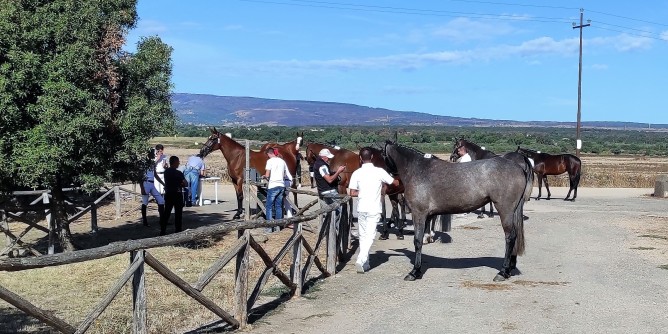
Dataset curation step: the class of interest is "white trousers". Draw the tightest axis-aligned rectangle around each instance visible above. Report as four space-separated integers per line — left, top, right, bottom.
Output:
356 212 381 266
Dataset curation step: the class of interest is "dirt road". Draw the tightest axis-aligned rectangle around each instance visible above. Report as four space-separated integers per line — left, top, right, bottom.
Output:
245 187 668 334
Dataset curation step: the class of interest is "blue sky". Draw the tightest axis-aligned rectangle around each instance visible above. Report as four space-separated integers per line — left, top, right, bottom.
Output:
126 0 668 124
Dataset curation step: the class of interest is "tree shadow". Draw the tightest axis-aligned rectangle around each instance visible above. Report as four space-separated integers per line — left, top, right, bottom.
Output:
0 308 52 334
28 205 237 253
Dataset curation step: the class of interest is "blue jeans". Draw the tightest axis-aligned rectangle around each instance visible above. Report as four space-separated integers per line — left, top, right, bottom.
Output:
266 187 285 231
184 169 200 205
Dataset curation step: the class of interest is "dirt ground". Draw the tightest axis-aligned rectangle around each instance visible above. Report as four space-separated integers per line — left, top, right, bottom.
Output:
251 187 668 334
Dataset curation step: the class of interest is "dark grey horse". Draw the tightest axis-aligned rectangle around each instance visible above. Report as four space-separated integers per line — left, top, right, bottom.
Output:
383 142 531 281
450 138 534 218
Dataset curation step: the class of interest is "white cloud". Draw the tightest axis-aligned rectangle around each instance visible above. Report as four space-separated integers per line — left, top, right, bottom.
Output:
589 34 653 52
431 17 518 42
662 31 668 41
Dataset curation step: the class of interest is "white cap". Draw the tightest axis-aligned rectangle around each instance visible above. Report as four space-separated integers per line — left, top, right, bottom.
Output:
319 148 334 158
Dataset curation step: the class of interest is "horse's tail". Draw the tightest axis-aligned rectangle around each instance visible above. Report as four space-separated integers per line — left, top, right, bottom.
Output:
521 155 534 202
572 155 582 188
512 160 532 256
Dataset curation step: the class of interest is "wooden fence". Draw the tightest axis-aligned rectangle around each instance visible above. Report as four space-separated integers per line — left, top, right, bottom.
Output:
0 140 354 332
0 193 350 332
1 185 142 257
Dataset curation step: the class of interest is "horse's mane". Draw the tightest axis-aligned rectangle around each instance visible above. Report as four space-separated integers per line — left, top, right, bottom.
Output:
392 143 440 160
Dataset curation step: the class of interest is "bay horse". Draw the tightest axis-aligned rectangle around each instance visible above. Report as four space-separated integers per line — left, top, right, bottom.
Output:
304 142 359 194
383 141 530 281
449 139 534 218
199 128 297 219
516 147 582 201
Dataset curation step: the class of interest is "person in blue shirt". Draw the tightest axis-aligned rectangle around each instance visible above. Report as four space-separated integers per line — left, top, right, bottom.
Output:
184 153 206 206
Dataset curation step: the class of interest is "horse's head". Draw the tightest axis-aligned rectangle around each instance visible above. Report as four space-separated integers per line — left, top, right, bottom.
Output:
295 131 303 151
382 141 399 176
304 143 318 166
200 128 221 158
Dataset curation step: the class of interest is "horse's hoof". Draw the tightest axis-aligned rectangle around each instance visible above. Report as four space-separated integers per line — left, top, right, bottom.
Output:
404 274 416 281
477 214 485 219
397 234 404 240
379 234 389 240
493 274 507 282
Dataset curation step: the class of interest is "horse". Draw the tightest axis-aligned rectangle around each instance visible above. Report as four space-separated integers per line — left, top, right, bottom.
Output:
383 141 530 281
199 128 297 219
449 139 534 218
516 147 582 201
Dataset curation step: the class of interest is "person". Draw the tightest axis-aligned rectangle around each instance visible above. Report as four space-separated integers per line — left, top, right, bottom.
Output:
348 147 399 274
154 144 169 195
184 153 206 206
263 148 292 233
139 149 165 227
313 148 346 232
160 156 187 235
295 151 303 188
457 145 472 163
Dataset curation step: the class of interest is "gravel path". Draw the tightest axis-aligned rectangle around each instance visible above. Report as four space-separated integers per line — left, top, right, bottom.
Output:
237 187 668 334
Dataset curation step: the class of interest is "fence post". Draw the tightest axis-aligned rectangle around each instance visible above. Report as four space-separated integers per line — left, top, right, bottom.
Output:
114 186 121 219
44 192 55 255
292 221 303 296
234 230 250 328
131 250 147 334
90 204 98 233
326 211 336 274
1 210 9 247
244 140 250 221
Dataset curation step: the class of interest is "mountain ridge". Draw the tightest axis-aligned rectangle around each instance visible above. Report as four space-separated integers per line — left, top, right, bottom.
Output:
172 93 667 130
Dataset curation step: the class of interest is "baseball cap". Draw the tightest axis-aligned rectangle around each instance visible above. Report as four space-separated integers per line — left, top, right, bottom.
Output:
319 148 334 158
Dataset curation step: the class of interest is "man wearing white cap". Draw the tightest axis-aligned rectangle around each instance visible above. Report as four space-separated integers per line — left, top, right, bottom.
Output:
313 148 346 228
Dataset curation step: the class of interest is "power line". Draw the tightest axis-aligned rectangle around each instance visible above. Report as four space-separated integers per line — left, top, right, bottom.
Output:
592 26 667 41
587 9 668 27
238 0 572 23
444 0 578 11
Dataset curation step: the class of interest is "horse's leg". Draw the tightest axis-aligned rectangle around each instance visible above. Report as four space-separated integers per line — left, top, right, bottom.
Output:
564 174 574 200
543 175 551 200
399 195 406 235
379 195 389 240
494 223 517 282
572 171 581 201
489 202 494 218
535 173 543 200
406 213 426 281
233 183 243 219
390 195 404 240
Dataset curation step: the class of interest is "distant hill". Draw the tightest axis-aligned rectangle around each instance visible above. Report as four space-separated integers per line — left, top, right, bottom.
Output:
172 93 667 129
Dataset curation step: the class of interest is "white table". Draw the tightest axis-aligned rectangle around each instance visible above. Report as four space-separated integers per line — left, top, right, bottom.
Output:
197 177 221 206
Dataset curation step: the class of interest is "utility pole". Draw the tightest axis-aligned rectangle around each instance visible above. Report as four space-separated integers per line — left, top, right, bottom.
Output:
573 8 590 157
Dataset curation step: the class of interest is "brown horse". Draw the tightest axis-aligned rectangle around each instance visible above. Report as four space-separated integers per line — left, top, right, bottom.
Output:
199 128 297 219
516 147 582 201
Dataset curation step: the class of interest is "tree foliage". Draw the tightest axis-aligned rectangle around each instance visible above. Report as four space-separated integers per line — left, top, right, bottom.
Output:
0 0 174 250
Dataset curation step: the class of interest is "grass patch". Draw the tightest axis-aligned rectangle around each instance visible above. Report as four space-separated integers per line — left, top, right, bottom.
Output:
638 234 668 241
303 311 333 321
261 285 292 298
630 246 656 250
658 264 668 270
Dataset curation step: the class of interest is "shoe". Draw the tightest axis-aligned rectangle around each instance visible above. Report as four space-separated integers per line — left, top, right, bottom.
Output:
355 262 365 274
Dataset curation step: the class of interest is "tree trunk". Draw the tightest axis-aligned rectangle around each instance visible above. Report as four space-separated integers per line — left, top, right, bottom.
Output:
51 177 76 251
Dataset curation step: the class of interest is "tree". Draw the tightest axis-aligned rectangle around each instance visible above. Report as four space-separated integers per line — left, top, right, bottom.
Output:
0 0 174 251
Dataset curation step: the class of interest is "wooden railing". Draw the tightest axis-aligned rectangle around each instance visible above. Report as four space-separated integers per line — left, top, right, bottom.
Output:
0 194 350 332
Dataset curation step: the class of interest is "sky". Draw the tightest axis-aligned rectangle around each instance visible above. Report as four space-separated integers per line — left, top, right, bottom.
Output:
125 0 668 124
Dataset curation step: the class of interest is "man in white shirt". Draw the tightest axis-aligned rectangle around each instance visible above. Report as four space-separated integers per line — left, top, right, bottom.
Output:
263 148 292 232
348 147 399 273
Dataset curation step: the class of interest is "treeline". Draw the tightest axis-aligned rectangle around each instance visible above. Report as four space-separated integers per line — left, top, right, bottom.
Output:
174 125 668 156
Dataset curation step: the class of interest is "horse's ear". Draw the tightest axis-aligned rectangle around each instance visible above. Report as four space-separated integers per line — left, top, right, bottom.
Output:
211 127 218 134
393 131 398 143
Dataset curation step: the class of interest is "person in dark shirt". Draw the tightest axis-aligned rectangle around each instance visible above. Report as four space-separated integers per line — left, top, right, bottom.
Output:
160 156 188 235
